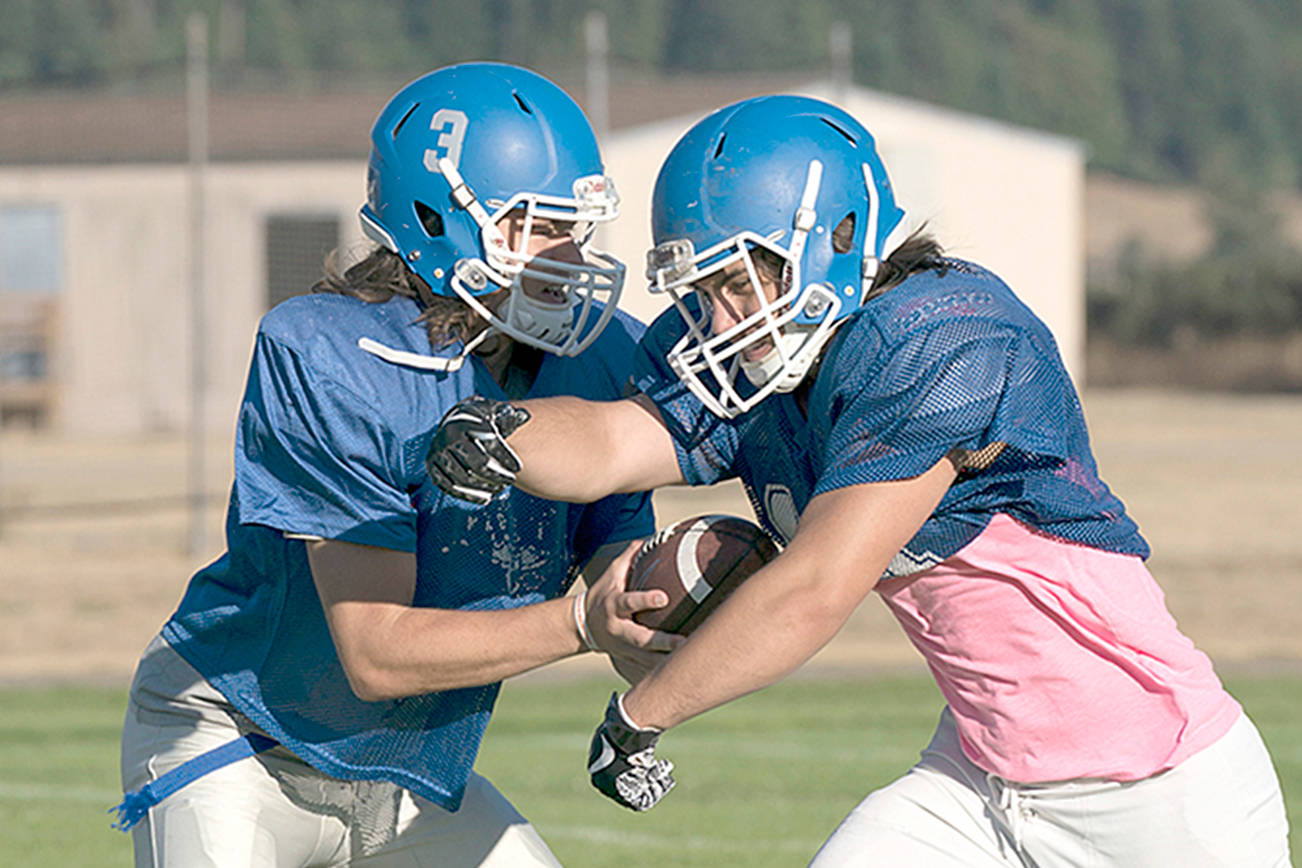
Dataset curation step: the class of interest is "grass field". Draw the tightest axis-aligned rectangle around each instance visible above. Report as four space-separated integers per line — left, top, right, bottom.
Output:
0 389 1298 864
2 673 1297 867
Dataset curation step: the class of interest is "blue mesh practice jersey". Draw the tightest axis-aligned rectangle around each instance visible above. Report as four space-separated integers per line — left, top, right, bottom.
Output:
162 292 652 811
635 259 1147 574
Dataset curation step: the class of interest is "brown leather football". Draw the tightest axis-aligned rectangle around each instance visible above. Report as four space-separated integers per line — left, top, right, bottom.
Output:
627 514 780 635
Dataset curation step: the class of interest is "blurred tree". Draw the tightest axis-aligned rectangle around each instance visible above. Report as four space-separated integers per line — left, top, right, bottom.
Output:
21 0 113 85
1 0 1300 197
0 0 38 82
1088 187 1302 347
997 2 1128 169
594 0 671 68
660 0 833 72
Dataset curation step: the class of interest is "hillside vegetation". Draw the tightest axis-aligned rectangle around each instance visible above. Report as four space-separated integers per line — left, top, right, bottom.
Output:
3 0 1299 195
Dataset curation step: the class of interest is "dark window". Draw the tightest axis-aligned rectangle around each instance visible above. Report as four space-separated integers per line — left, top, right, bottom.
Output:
265 214 339 310
0 296 56 428
0 205 61 427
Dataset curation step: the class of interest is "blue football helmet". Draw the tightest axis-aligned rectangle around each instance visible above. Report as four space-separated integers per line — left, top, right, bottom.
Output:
360 62 624 359
646 95 908 418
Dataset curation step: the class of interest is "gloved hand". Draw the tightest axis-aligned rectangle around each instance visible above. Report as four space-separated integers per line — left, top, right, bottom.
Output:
588 692 675 812
425 396 531 504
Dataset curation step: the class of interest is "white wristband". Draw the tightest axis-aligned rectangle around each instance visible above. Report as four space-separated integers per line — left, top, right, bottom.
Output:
573 590 600 652
616 691 660 733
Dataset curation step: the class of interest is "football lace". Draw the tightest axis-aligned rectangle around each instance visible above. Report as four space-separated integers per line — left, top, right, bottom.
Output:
630 517 713 573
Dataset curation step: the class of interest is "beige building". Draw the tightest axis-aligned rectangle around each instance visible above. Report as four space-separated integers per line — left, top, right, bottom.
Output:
0 77 1083 435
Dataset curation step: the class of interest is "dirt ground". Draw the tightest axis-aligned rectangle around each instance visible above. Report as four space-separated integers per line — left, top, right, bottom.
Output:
1 387 1300 685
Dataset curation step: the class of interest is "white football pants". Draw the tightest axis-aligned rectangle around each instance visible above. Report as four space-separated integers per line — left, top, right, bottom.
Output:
120 635 562 868
809 706 1290 867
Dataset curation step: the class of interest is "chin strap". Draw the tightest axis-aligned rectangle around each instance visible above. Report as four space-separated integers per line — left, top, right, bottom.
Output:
861 162 883 285
357 328 494 372
786 159 824 266
438 157 507 252
735 159 827 395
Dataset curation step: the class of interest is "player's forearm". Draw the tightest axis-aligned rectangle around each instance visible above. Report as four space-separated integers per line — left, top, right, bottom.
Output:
620 548 865 729
308 537 587 699
332 596 585 700
620 465 957 730
506 396 618 501
511 395 682 500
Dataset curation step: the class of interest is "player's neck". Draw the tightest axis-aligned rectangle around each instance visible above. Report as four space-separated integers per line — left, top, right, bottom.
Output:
792 346 831 418
793 379 811 418
476 336 542 399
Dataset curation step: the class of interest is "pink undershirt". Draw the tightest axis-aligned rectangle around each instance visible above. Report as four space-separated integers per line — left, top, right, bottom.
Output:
875 513 1241 783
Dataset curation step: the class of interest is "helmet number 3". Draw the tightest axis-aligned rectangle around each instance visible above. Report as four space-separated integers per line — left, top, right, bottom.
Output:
423 109 469 172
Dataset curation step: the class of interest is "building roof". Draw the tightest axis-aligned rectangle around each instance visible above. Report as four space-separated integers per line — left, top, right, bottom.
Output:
0 72 801 165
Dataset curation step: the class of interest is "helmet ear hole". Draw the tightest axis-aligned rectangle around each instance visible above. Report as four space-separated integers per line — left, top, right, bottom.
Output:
832 213 856 253
415 202 444 238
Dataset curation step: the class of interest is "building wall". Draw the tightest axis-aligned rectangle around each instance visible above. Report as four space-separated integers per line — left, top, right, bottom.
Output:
0 161 366 434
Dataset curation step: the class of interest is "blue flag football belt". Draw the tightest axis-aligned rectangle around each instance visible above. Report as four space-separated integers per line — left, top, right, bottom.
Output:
110 733 279 832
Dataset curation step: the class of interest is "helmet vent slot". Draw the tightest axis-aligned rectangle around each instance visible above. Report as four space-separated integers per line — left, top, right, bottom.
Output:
833 213 856 253
513 92 534 115
414 201 444 237
391 103 420 140
713 133 727 159
819 118 857 146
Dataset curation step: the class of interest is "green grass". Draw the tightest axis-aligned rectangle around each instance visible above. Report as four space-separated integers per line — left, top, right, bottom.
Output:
476 674 946 868
0 686 132 868
1 674 1297 868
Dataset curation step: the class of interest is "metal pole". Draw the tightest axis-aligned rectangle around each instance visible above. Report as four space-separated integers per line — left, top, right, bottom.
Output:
584 10 610 144
584 10 611 253
186 13 209 556
830 21 852 107
0 371 4 539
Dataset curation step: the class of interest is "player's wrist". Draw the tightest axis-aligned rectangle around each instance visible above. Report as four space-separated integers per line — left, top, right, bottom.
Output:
425 395 531 503
620 688 675 733
588 691 675 811
572 590 600 653
615 691 659 733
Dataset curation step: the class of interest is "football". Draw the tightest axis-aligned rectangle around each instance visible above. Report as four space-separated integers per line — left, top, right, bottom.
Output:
627 514 780 635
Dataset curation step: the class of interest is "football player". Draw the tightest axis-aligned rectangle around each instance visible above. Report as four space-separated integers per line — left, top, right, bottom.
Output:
426 95 1292 866
116 63 680 867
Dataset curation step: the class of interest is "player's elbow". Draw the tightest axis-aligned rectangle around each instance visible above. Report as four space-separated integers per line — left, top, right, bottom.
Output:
339 658 405 703
330 631 410 702
773 552 875 638
789 588 859 638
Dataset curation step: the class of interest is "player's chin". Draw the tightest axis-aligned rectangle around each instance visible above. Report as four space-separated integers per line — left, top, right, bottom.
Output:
739 334 774 362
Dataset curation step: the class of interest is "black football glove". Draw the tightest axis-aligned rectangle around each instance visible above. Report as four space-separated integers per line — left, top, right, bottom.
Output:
425 396 531 505
588 692 675 812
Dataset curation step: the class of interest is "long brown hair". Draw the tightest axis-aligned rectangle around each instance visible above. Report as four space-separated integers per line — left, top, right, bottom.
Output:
313 247 495 350
739 223 945 302
867 227 946 300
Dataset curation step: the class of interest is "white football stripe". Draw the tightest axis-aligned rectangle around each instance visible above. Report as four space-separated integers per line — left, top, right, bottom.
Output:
0 780 122 803
676 518 715 603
